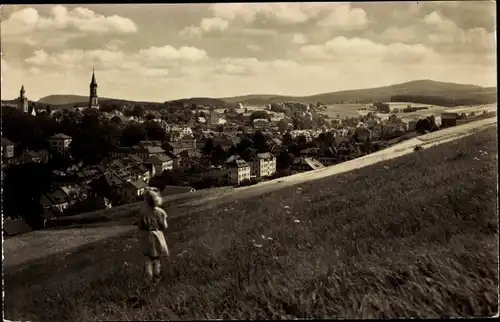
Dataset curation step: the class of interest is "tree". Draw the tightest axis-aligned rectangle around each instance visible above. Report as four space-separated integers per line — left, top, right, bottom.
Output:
252 130 269 153
277 151 294 170
282 132 293 146
202 138 214 155
145 113 156 121
277 119 289 133
316 131 335 147
415 118 431 134
3 163 52 221
121 123 147 147
161 170 183 186
374 102 390 113
211 145 227 165
144 122 166 141
249 110 270 122
46 105 52 115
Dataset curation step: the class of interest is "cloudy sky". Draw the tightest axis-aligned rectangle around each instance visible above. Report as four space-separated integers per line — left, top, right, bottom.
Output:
1 2 496 102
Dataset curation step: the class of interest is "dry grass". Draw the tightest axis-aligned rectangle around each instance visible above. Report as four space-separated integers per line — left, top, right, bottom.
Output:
4 127 498 320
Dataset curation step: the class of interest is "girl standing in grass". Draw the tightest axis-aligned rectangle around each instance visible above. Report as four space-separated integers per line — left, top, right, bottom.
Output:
137 188 169 285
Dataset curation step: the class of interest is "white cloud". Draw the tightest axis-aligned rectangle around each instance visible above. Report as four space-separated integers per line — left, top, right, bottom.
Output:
380 26 417 42
247 44 261 52
138 46 207 63
24 45 208 74
423 11 457 33
462 28 496 51
105 39 126 51
292 33 307 45
29 67 42 75
140 68 170 77
25 49 50 65
180 26 202 38
1 5 138 36
317 4 368 30
211 3 259 23
200 17 229 32
180 17 229 38
213 57 300 76
300 36 434 64
210 3 332 25
422 12 495 53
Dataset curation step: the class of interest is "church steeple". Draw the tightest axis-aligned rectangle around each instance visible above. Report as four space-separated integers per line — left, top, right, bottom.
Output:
90 66 97 87
18 85 29 113
88 67 99 109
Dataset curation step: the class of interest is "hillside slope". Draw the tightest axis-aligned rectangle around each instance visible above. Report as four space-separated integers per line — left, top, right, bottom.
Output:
220 80 496 106
4 124 498 320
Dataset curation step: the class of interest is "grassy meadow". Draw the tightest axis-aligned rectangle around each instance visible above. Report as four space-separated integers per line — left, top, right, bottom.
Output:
4 127 498 320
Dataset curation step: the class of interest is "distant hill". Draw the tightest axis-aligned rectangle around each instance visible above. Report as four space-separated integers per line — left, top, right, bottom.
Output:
3 80 495 111
219 80 497 107
32 95 231 109
37 95 92 105
166 97 232 108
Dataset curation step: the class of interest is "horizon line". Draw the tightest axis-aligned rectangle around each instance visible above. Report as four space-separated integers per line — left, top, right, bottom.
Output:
1 79 496 103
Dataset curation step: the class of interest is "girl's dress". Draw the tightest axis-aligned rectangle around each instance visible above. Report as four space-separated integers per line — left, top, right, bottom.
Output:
138 204 169 258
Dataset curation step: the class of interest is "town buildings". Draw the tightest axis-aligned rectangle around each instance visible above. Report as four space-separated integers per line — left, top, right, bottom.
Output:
441 112 458 128
226 155 251 185
250 152 277 178
1 137 15 160
48 133 72 155
145 155 174 176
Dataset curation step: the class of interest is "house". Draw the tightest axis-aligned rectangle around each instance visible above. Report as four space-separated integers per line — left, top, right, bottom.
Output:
48 133 72 155
145 155 173 176
20 149 50 164
111 146 166 160
253 118 269 129
60 184 87 202
180 134 197 149
166 142 191 155
388 114 400 123
123 179 148 201
354 127 372 142
441 112 458 128
209 111 221 126
291 157 325 172
130 163 153 183
250 152 277 178
226 155 251 185
1 137 15 159
162 185 195 197
407 118 419 132
42 188 71 213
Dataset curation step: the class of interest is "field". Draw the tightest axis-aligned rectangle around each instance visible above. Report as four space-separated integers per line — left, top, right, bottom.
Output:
323 103 368 118
4 127 498 320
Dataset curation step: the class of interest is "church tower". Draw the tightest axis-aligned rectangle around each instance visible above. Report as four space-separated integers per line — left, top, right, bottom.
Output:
89 67 99 109
18 85 29 113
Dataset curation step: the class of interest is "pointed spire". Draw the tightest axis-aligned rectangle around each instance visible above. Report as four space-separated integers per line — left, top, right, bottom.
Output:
90 67 97 86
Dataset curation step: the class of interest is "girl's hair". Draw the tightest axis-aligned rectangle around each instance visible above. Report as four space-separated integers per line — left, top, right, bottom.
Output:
144 189 162 208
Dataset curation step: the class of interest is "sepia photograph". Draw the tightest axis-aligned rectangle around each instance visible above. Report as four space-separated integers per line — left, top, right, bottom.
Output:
1 1 498 320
